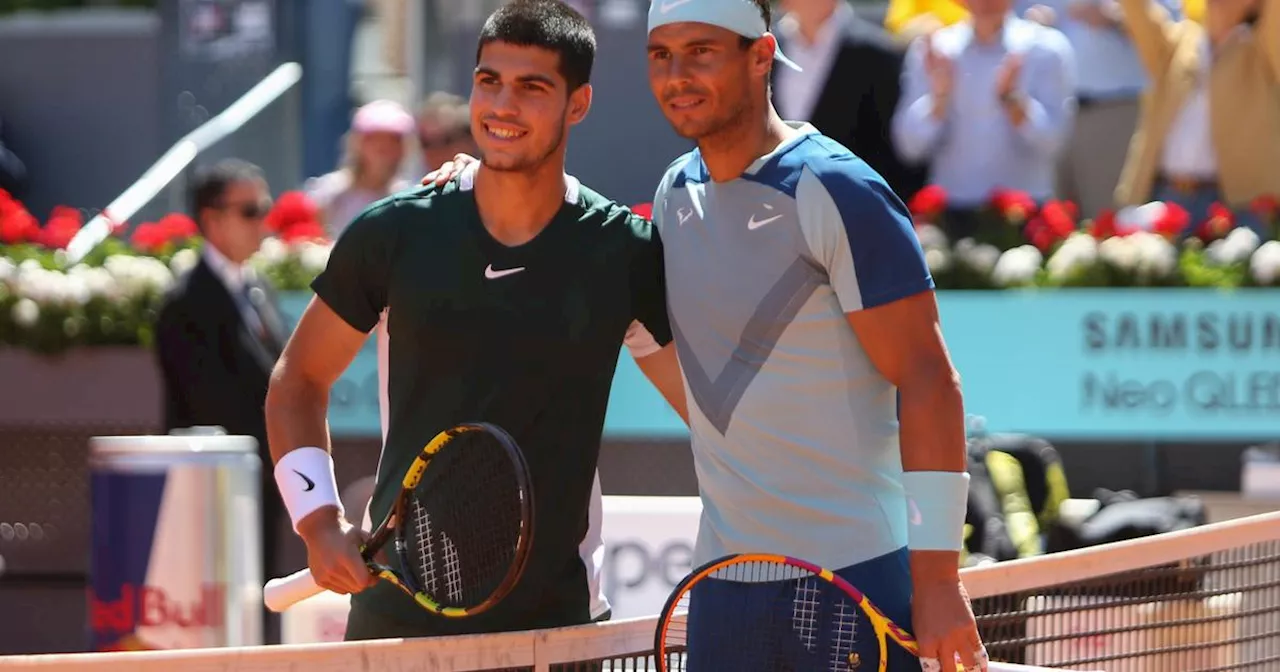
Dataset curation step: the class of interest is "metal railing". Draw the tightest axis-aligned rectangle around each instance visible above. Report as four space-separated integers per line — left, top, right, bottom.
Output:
65 62 304 265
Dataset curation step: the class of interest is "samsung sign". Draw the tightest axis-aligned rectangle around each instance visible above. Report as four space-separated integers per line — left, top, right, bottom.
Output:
605 290 1280 440
280 290 1280 440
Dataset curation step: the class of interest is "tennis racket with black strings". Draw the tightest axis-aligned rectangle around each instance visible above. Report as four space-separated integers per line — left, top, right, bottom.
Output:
655 553 983 672
263 422 534 617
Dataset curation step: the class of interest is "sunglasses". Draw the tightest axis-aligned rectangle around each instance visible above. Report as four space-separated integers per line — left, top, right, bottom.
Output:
221 200 271 220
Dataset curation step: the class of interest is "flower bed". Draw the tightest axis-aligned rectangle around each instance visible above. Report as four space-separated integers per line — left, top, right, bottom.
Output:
2 186 1278 355
907 187 1280 290
0 189 328 354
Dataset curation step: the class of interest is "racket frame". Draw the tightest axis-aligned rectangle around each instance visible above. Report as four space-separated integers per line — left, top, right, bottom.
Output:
654 552 920 672
360 422 535 618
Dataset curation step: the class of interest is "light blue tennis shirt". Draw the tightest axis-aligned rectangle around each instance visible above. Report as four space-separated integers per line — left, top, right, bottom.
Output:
652 123 935 570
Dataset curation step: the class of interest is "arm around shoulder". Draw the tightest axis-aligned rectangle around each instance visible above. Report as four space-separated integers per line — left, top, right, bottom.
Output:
625 216 688 425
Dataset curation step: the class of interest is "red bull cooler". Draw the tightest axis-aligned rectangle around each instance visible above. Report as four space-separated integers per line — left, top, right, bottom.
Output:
88 433 263 651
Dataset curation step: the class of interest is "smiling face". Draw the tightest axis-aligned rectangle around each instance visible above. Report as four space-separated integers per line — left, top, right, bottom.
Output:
646 22 771 142
470 41 592 174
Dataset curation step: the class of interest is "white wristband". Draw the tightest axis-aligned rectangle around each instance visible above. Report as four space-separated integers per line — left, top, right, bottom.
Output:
273 447 344 533
903 471 970 551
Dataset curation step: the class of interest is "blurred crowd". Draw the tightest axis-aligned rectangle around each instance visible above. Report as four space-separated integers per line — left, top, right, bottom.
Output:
785 0 1279 238
301 0 1280 243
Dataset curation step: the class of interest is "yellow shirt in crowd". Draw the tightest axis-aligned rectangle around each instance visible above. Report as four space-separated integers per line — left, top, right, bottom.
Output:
882 0 1204 36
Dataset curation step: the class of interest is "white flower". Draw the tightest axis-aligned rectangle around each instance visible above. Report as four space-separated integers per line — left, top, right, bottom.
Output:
298 241 332 274
915 223 949 251
992 245 1043 287
104 255 174 298
1045 232 1098 282
12 267 90 307
1206 227 1262 266
1115 201 1174 234
12 298 39 329
1129 232 1178 280
0 258 15 284
924 247 952 274
1099 236 1139 271
1250 240 1280 285
69 264 121 302
954 238 1001 275
254 237 288 267
170 248 199 277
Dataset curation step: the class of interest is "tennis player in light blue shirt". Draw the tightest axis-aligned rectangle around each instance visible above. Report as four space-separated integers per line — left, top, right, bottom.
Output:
643 1 983 671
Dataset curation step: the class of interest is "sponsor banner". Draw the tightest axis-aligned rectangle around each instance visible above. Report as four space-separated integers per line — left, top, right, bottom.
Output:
280 290 1280 440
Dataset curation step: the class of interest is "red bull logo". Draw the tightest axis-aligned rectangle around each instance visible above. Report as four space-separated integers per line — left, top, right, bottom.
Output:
90 583 226 635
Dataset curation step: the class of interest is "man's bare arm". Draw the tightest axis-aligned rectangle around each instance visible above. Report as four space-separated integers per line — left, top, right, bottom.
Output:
845 290 967 579
266 295 369 534
635 343 689 426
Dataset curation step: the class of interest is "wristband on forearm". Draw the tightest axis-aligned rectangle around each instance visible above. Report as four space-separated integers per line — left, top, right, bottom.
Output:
903 471 971 551
273 447 344 533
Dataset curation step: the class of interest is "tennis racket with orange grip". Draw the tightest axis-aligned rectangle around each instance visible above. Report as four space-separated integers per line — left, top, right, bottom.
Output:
655 553 976 672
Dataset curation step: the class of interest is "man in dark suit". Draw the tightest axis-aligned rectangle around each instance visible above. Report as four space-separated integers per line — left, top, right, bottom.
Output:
154 158 289 644
772 0 927 201
0 116 28 199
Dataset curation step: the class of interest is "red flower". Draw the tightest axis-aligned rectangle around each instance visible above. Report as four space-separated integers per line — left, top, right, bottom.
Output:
0 207 39 244
1197 202 1235 241
1088 209 1117 240
279 219 327 244
1024 199 1077 252
1151 202 1191 238
630 202 654 221
1250 194 1279 221
35 206 84 249
158 213 198 241
266 191 320 234
989 188 1037 224
130 222 169 253
908 185 947 220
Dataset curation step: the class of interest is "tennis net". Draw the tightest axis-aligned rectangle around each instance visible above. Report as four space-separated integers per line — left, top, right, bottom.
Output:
0 510 1276 671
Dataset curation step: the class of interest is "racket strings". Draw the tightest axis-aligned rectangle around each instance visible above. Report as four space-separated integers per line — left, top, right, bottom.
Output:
670 559 865 672
403 430 527 608
411 498 439 596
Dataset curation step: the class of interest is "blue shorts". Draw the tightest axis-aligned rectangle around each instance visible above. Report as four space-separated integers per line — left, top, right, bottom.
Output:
684 548 917 672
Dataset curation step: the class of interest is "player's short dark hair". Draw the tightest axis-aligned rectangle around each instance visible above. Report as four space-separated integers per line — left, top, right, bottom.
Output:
476 0 597 92
740 0 773 49
190 158 264 222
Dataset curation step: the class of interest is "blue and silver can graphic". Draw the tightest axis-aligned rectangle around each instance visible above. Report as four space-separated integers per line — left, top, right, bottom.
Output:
88 434 262 651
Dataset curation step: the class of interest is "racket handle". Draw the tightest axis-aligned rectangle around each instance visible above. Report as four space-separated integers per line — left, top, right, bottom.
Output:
263 568 324 612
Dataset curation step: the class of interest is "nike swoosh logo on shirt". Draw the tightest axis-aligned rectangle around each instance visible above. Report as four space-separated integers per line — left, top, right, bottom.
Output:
293 469 316 492
747 214 783 230
659 0 694 12
485 264 526 279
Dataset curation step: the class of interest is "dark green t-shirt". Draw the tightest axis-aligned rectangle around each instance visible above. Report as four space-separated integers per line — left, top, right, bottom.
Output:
311 173 671 636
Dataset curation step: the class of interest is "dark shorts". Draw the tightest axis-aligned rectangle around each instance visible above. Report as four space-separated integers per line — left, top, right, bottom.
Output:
684 548 918 672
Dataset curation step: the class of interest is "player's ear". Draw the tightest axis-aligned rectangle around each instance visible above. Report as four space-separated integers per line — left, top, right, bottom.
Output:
752 35 778 78
566 83 592 126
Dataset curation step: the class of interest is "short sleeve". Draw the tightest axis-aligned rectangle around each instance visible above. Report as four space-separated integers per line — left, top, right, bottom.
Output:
795 160 933 313
309 200 397 333
625 216 673 354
